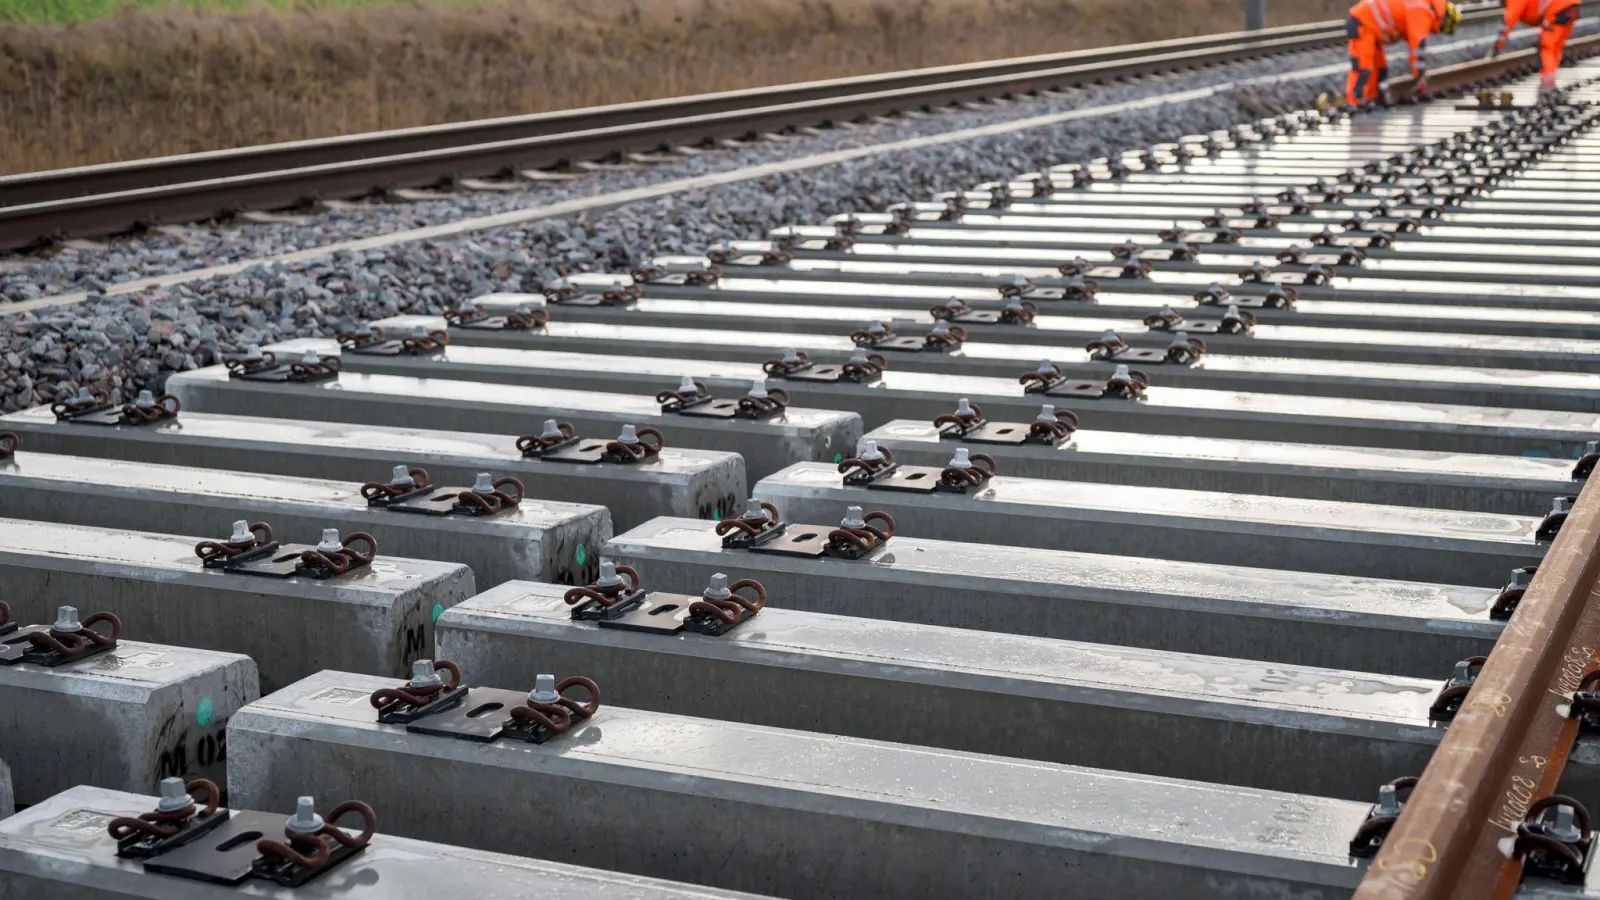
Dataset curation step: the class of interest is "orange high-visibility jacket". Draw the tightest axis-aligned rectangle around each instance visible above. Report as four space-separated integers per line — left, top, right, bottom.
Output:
1352 0 1450 77
1504 0 1580 29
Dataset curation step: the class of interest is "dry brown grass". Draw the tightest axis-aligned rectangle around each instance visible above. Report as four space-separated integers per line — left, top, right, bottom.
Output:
0 0 1350 174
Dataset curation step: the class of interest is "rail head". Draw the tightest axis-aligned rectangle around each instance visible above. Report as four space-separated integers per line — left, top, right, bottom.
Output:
1355 473 1600 900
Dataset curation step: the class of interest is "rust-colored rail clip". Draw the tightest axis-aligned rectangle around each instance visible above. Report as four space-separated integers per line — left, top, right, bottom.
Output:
371 659 467 724
1513 796 1594 885
0 605 121 667
564 561 645 621
109 777 226 859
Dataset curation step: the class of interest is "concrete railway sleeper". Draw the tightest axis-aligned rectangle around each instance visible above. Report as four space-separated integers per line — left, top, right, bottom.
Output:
273 334 1600 458
320 329 1600 414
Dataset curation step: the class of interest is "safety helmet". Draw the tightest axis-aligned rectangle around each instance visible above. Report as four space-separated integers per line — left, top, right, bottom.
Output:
1440 1 1461 33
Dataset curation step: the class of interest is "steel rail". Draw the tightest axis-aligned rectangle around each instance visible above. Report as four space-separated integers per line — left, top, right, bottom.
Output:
0 7 1499 252
0 5 1496 209
1354 328 1600 900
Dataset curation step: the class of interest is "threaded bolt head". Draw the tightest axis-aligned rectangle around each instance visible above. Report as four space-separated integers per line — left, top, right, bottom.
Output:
390 465 413 486
841 505 866 529
52 606 81 633
229 520 253 543
530 673 560 704
955 398 974 417
285 797 324 834
317 529 342 553
703 573 732 600
595 560 623 588
858 439 882 461
156 777 192 813
409 660 442 688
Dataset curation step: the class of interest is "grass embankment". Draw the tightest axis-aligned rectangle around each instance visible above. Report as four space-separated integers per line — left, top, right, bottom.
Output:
0 0 1349 174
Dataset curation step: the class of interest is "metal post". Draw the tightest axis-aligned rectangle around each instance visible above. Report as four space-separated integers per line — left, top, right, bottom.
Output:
1246 0 1266 30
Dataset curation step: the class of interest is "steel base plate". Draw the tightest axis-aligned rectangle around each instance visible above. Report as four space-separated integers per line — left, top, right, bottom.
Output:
746 524 832 557
596 592 699 634
405 687 526 742
943 421 1031 444
863 465 943 493
673 398 741 419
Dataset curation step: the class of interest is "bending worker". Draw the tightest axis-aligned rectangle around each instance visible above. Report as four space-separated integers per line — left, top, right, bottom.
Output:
1493 0 1581 94
1345 0 1463 106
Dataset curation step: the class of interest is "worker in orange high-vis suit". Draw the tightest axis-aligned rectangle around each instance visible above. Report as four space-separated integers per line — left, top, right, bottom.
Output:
1493 0 1581 94
1345 0 1462 106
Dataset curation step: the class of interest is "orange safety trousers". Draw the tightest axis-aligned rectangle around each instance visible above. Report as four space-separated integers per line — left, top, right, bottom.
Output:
1504 0 1581 82
1345 4 1391 105
1540 0 1580 82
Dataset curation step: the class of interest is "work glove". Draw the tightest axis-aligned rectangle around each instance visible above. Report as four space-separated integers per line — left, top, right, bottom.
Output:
1415 76 1431 100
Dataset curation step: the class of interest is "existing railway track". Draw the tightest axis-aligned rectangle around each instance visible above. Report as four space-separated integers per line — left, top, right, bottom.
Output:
0 4 1505 253
4 30 1600 900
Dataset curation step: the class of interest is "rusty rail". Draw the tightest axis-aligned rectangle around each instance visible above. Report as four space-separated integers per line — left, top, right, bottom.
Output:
1354 478 1600 900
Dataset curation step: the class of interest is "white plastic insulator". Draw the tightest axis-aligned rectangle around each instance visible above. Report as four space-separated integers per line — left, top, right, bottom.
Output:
930 320 951 336
858 440 883 461
868 321 889 336
317 529 342 553
1112 364 1132 382
841 505 866 529
411 325 429 338
616 424 640 444
848 347 871 365
747 379 769 399
245 344 263 360
410 660 443 688
703 573 732 600
286 797 324 834
530 673 560 704
390 465 413 486
1170 331 1190 347
955 398 975 417
472 473 495 494
1100 329 1119 344
677 375 698 394
1036 404 1058 423
73 387 95 404
782 348 802 364
1159 306 1178 318
134 390 156 408
540 419 564 439
156 778 192 813
52 605 81 632
1225 304 1243 320
460 301 479 314
1208 282 1225 295
355 323 373 336
741 497 766 520
300 350 321 365
595 560 623 588
229 520 252 543
947 447 972 469
1036 360 1056 375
